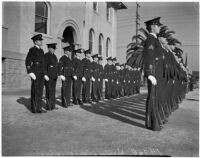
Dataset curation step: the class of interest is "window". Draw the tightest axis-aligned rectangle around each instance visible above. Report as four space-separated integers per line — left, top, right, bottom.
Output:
35 2 48 34
106 3 111 21
89 29 94 53
93 2 98 12
106 38 111 57
98 34 103 55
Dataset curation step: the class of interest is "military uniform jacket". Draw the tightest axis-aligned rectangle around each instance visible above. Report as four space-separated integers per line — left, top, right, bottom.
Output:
25 46 45 76
119 70 124 83
73 58 84 78
124 68 130 82
44 52 58 79
91 61 99 78
143 34 161 77
58 55 74 77
82 58 91 78
104 64 112 80
112 65 117 81
98 64 104 80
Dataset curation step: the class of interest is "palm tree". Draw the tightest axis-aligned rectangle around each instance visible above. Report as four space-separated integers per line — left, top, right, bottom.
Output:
126 25 183 68
126 27 148 68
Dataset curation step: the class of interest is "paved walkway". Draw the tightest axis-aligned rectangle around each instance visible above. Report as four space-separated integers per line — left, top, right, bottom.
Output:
2 88 199 156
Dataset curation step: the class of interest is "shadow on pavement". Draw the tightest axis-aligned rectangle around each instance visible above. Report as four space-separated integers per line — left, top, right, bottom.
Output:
80 94 147 129
16 97 32 112
16 97 46 112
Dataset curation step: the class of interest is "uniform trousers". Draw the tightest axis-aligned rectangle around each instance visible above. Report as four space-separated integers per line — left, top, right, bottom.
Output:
61 77 72 107
82 78 91 102
45 78 57 110
31 74 44 113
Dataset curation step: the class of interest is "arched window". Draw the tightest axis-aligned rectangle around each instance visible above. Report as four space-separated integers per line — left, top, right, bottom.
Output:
89 29 94 53
35 2 49 34
106 38 111 57
98 34 103 55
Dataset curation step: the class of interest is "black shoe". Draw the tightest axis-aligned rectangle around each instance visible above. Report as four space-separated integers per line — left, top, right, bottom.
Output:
52 107 59 110
78 99 83 105
73 100 78 105
66 103 72 107
37 109 47 113
62 104 68 108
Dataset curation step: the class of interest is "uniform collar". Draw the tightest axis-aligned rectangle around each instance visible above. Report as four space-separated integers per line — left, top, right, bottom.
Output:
64 54 69 58
35 45 40 49
149 33 157 38
48 51 54 55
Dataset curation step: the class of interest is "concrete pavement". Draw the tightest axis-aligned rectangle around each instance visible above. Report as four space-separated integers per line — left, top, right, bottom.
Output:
2 88 199 156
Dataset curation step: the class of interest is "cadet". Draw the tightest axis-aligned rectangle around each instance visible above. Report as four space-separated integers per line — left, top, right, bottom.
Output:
111 57 117 99
91 54 99 102
119 64 125 97
25 34 46 113
97 55 104 101
44 43 58 111
124 63 130 96
104 57 112 100
72 48 84 105
115 63 121 99
82 49 92 103
136 67 141 94
58 43 74 108
143 17 163 131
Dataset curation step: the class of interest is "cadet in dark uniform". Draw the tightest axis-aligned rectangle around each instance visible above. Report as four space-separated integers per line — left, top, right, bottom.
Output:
25 34 46 113
136 67 141 94
82 49 92 103
104 57 112 100
111 57 117 99
44 43 58 110
72 48 84 105
97 55 104 101
91 54 99 102
143 17 163 131
115 63 121 99
119 64 125 97
58 44 74 108
124 64 130 96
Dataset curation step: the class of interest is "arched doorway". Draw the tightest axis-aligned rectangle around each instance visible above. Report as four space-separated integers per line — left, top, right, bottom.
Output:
57 18 81 58
62 26 75 44
62 26 77 59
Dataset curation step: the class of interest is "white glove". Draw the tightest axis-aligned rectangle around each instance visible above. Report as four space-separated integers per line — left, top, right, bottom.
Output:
82 77 86 82
128 80 130 83
112 79 114 82
73 76 77 80
29 73 36 80
117 81 119 85
98 78 100 82
105 79 108 82
124 80 125 83
60 75 66 81
148 75 157 85
173 80 175 84
44 75 49 81
91 77 95 82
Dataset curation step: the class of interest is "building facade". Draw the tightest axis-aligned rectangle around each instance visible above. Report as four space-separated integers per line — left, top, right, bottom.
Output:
2 2 127 89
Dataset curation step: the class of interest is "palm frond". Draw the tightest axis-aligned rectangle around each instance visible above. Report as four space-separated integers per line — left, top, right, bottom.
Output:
138 28 148 37
126 48 144 67
127 42 138 49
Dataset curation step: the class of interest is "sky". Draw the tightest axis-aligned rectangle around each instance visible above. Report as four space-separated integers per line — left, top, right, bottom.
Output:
116 2 199 72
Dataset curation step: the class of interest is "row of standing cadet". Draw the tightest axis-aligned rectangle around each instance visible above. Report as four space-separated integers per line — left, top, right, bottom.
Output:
143 17 188 131
25 34 142 113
